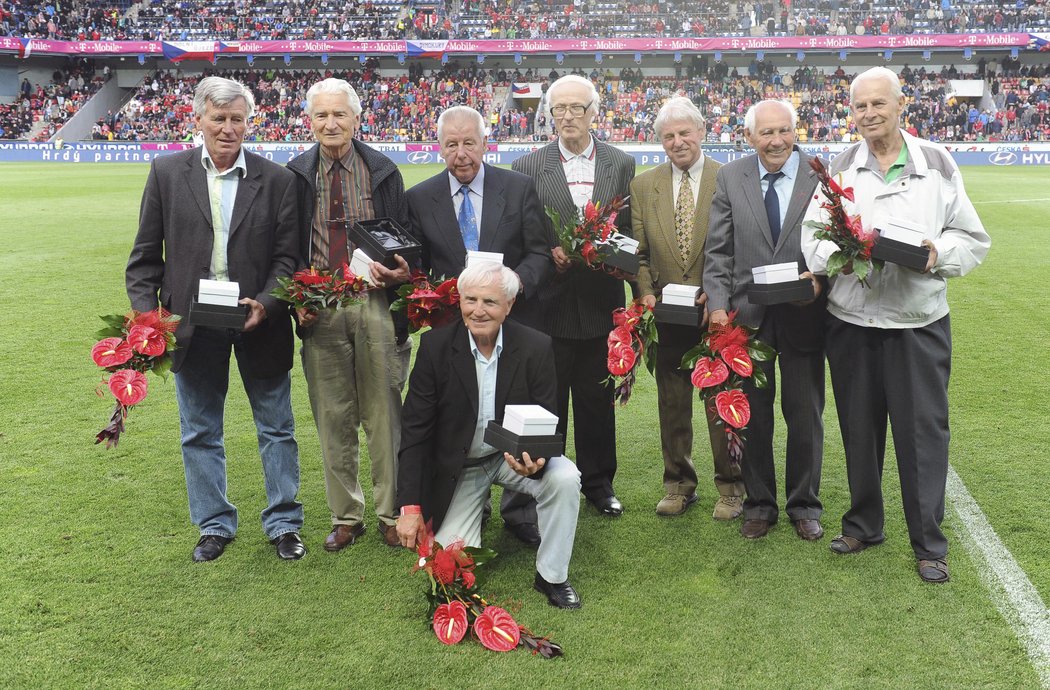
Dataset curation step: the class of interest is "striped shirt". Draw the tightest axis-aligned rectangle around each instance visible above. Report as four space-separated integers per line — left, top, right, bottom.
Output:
558 137 596 210
312 145 375 269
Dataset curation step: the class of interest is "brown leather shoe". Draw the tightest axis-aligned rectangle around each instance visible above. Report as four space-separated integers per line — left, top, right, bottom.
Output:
378 522 402 549
793 519 825 541
740 518 772 539
324 523 365 552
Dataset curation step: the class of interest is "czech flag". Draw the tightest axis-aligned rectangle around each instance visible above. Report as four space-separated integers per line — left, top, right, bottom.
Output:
512 83 530 95
406 40 448 59
1027 33 1050 52
162 41 218 63
17 37 32 59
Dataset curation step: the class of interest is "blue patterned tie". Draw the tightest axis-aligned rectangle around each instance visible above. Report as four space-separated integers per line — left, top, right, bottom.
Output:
764 171 784 246
458 185 479 252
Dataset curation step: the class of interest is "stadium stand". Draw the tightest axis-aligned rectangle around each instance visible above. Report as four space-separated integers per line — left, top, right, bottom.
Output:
0 57 107 140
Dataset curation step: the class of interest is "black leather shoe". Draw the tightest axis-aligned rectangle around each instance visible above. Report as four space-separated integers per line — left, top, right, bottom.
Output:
587 494 624 517
534 572 582 609
272 532 307 560
192 535 232 562
503 521 541 547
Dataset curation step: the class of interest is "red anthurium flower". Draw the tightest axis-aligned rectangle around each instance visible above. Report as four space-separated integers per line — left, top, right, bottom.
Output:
434 278 459 306
828 175 855 203
715 389 751 429
608 325 632 347
127 325 167 357
583 200 599 222
293 268 332 285
461 569 476 589
607 342 637 376
691 357 729 389
580 240 598 266
433 601 469 645
431 547 458 585
407 287 441 305
92 337 133 368
473 606 520 652
721 345 753 377
108 369 148 406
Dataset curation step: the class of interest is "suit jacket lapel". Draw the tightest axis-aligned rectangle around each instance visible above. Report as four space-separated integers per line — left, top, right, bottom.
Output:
742 157 775 250
780 152 816 248
479 164 505 252
432 176 466 259
687 157 719 265
652 163 683 268
184 153 212 227
592 140 614 204
451 326 480 420
228 159 260 240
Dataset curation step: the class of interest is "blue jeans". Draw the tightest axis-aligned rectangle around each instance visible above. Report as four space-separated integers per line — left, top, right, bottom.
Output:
173 326 303 540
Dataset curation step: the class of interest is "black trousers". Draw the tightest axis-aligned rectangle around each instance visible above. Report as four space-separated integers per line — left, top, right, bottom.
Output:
825 314 952 560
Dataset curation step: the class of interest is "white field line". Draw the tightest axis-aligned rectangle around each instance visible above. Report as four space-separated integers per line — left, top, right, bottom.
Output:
972 198 1050 204
947 466 1050 689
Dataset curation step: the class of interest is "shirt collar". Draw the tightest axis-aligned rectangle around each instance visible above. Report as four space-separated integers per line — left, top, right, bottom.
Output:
468 325 504 362
674 152 706 179
558 136 595 162
757 148 800 181
319 144 356 175
200 145 247 177
449 163 486 198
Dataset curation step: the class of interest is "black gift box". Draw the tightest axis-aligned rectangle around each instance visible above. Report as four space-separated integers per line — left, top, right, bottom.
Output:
870 235 930 271
348 217 422 270
484 421 565 460
654 302 701 327
747 279 815 306
598 246 641 275
188 296 248 330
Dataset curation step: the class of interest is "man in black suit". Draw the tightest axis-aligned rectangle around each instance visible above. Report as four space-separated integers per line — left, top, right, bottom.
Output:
705 99 827 541
407 105 552 329
395 262 583 609
407 105 553 546
126 76 305 562
511 74 636 517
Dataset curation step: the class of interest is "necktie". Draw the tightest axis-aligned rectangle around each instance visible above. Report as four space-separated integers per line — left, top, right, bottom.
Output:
458 185 479 252
673 170 693 260
328 162 348 270
764 171 784 246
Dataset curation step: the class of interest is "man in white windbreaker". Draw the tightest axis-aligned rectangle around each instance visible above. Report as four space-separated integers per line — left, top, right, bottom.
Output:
801 66 991 584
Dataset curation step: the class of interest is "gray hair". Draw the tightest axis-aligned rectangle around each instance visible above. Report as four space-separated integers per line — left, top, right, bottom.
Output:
547 74 600 116
305 78 362 117
743 99 798 133
849 66 903 102
437 106 488 143
193 76 255 118
654 96 705 139
458 261 520 302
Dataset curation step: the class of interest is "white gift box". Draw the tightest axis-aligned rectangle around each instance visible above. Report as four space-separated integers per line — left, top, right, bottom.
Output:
601 231 639 255
662 283 700 307
878 218 926 247
502 404 559 436
349 247 374 285
466 250 505 267
752 263 800 285
198 279 240 307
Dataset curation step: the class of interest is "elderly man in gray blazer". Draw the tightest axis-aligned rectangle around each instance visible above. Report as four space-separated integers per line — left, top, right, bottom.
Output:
512 74 635 518
126 76 305 563
704 99 827 541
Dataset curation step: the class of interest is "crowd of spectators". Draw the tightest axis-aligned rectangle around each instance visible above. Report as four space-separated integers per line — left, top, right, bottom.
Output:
0 58 106 140
3 0 1048 41
85 59 1049 145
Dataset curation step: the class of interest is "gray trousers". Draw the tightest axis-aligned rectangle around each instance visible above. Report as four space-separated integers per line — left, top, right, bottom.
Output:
825 314 952 560
437 455 581 584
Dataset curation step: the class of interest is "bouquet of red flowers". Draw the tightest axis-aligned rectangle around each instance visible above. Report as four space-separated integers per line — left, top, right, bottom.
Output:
390 271 460 333
605 299 658 405
803 157 882 287
270 264 369 312
681 311 776 465
412 523 563 658
546 196 630 269
91 307 181 448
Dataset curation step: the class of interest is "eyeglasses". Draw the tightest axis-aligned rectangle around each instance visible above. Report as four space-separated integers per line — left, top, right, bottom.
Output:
551 102 592 117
